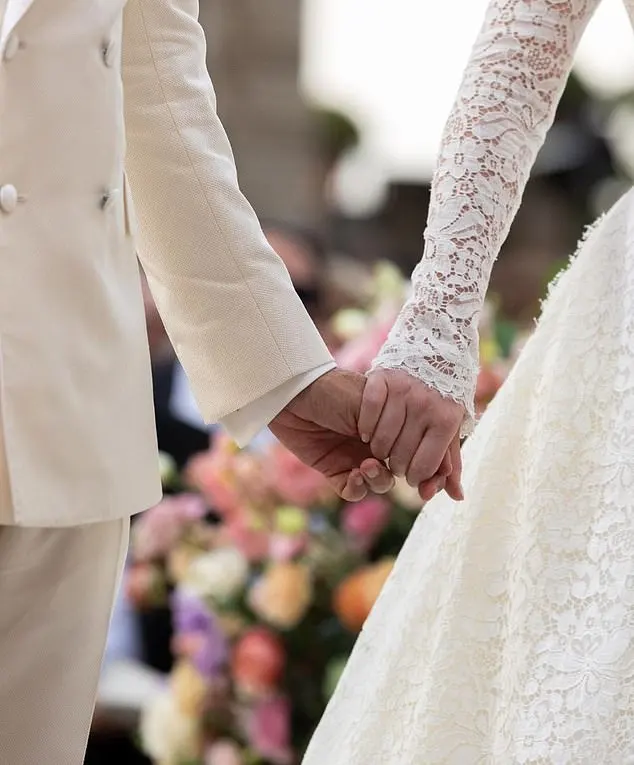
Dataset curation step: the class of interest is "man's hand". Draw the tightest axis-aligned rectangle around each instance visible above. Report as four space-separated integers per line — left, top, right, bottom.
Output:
269 369 395 501
357 368 465 501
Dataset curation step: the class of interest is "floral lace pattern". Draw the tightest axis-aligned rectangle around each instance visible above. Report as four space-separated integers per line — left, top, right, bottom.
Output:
372 0 601 434
302 183 634 763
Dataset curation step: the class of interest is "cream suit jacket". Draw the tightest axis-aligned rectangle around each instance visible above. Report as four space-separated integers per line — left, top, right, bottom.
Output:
0 0 332 527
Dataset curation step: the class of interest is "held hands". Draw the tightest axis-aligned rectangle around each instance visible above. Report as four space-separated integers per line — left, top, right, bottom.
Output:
358 368 465 502
269 369 394 501
270 367 465 504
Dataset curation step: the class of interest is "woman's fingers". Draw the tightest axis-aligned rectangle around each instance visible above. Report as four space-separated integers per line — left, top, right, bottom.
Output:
358 373 389 444
369 395 407 462
444 437 464 501
388 415 428 477
406 421 454 487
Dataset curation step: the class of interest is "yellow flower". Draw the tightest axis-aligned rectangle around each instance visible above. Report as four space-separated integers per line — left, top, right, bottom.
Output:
167 545 198 583
479 336 500 366
275 505 308 535
158 452 178 487
331 308 369 340
249 562 313 629
171 660 208 718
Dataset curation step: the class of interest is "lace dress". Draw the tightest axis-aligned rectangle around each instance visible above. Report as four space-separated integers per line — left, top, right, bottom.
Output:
302 1 634 762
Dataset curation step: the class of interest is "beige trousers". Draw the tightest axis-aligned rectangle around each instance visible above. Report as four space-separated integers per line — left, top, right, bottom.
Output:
0 518 130 764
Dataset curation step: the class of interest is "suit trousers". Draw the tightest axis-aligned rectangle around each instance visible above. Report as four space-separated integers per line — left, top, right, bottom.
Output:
0 518 130 764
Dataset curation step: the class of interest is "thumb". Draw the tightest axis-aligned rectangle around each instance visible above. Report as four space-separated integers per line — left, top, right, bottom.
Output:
290 369 365 435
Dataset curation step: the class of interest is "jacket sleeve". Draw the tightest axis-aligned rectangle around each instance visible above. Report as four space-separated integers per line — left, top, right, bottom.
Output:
121 0 333 425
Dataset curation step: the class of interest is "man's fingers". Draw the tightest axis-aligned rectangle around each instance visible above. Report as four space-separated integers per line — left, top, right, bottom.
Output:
359 458 395 494
340 468 369 502
358 374 388 444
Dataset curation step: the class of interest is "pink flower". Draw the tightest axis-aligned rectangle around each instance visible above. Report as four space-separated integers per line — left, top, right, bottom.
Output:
266 446 334 507
185 444 243 518
247 696 292 765
268 533 307 562
205 740 244 765
341 496 390 549
225 520 270 563
334 317 393 374
132 495 206 561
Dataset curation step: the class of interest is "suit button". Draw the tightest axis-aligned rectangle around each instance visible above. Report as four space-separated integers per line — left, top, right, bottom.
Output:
3 34 20 61
0 185 18 213
102 40 116 68
100 188 119 210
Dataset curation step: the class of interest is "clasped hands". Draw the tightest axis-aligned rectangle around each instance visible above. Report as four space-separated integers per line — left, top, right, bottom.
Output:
269 368 464 503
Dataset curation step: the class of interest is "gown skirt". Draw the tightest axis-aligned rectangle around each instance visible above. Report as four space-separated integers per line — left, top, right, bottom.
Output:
302 189 634 764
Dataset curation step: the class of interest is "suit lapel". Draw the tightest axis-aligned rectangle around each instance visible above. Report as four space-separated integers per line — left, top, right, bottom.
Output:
1 0 36 48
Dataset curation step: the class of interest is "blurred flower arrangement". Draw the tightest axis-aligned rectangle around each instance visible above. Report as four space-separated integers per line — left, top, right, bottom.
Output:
128 263 524 765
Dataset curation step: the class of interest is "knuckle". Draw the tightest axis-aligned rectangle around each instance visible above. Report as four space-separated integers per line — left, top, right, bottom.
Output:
437 409 459 431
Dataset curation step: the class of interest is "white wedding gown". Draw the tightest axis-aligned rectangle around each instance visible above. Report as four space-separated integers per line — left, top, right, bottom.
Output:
302 1 634 763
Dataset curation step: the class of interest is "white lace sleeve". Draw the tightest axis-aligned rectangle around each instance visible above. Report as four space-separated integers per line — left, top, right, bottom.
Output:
372 0 601 433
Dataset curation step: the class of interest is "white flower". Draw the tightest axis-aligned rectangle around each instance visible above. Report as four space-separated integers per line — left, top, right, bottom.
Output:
184 547 249 602
140 691 200 765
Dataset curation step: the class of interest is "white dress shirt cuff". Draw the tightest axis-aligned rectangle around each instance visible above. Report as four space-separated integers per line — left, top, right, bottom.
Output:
220 362 336 447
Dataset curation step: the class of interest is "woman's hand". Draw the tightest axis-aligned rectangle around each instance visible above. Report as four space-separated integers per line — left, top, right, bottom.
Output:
357 368 465 501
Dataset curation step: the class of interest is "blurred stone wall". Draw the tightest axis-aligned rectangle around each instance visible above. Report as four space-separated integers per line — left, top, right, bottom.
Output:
199 0 324 225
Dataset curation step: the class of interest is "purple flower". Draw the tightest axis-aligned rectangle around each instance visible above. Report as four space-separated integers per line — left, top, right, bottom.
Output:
171 589 228 678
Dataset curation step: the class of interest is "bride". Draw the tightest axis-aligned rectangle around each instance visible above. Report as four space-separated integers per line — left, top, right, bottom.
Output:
302 0 634 762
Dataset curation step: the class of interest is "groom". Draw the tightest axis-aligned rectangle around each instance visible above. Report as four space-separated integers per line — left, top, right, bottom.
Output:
0 1 406 763
0 1 464 763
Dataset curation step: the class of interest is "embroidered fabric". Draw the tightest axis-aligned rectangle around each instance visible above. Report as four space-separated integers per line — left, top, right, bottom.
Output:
302 140 634 765
300 3 634 763
372 0 602 434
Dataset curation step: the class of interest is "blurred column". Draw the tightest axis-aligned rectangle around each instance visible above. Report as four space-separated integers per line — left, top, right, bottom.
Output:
199 0 324 225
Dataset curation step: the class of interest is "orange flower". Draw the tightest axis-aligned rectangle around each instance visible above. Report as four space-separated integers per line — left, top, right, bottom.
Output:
333 558 394 632
248 562 313 630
